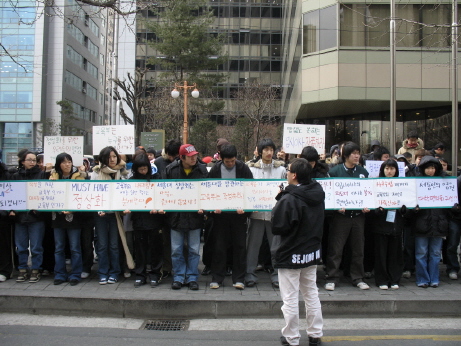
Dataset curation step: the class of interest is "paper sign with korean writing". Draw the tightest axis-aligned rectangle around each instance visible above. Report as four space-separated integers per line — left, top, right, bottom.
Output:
153 180 200 211
199 180 245 210
365 160 406 178
110 181 156 210
93 125 135 155
416 178 458 208
27 181 67 210
283 123 325 155
332 179 374 209
317 179 335 209
0 182 27 210
44 136 84 166
67 181 111 210
244 180 280 210
373 178 417 208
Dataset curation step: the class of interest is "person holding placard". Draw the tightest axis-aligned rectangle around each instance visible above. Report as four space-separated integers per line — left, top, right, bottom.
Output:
10 151 49 283
49 153 86 286
325 142 370 291
165 144 208 291
372 159 405 290
91 146 129 285
406 156 449 288
124 154 164 288
207 144 253 290
246 138 287 289
0 162 13 283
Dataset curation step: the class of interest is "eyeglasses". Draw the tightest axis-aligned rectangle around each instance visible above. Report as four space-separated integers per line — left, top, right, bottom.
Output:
25 159 37 162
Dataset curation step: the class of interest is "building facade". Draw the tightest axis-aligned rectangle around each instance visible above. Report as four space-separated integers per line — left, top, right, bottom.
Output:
282 0 461 158
0 0 115 163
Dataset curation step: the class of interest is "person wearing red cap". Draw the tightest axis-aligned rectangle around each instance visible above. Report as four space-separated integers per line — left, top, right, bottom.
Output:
165 144 208 290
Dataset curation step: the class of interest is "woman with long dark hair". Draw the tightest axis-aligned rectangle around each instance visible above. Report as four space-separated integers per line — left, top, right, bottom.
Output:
10 151 47 283
49 153 85 285
91 146 128 285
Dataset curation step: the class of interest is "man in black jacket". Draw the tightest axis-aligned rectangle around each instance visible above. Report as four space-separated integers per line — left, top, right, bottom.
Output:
207 144 253 290
165 144 207 290
272 158 323 346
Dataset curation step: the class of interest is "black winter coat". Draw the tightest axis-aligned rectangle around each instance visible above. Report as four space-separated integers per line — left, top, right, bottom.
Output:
371 208 404 236
271 182 325 269
129 175 163 231
11 165 47 224
165 160 207 230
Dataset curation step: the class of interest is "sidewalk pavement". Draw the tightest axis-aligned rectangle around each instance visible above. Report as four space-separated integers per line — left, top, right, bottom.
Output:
1 264 460 319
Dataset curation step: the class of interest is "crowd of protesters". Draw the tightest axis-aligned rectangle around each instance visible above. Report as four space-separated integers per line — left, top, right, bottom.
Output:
0 132 459 300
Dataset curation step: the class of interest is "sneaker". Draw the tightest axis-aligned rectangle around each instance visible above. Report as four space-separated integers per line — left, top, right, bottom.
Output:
309 336 322 345
209 282 220 289
107 277 117 284
379 285 388 290
233 282 245 290
150 280 159 288
99 278 108 285
0 274 7 282
16 269 29 282
357 282 369 290
81 272 90 279
29 270 41 283
171 281 183 290
134 279 145 288
402 271 411 279
390 284 399 289
449 272 458 280
41 270 51 276
325 282 335 291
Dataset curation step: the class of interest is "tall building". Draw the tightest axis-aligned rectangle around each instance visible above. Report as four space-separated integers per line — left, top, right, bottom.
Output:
133 0 283 125
282 0 461 158
0 0 115 163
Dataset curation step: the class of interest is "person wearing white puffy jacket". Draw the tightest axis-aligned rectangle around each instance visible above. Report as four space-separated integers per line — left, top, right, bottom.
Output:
245 138 286 288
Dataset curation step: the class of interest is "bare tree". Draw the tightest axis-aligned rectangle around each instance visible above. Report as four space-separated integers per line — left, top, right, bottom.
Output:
231 82 282 150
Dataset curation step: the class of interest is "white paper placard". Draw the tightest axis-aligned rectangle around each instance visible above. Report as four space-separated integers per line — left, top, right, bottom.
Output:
244 180 280 210
282 123 325 155
0 182 27 210
110 181 156 210
44 136 84 167
67 181 112 210
373 178 417 208
416 178 458 208
365 160 406 178
332 179 374 209
27 181 67 210
93 125 135 155
153 180 200 211
198 180 246 210
317 179 335 209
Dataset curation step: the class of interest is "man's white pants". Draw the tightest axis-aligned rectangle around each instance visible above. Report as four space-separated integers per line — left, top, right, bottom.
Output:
279 266 323 345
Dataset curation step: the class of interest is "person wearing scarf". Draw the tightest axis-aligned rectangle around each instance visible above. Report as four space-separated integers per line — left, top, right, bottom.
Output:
91 146 129 285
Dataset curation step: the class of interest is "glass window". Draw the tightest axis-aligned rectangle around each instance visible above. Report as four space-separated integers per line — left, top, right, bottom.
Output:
319 5 337 51
421 4 450 48
303 10 319 53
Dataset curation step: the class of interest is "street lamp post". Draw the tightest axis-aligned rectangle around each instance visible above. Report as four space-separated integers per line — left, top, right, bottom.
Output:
171 81 199 144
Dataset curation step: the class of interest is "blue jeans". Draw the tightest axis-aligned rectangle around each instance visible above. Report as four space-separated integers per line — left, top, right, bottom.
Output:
415 236 443 286
54 228 82 281
171 228 201 283
15 221 45 270
94 214 120 280
446 219 461 274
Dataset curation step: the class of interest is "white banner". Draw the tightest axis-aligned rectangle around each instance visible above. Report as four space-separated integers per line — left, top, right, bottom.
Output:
1 177 457 211
44 136 84 166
